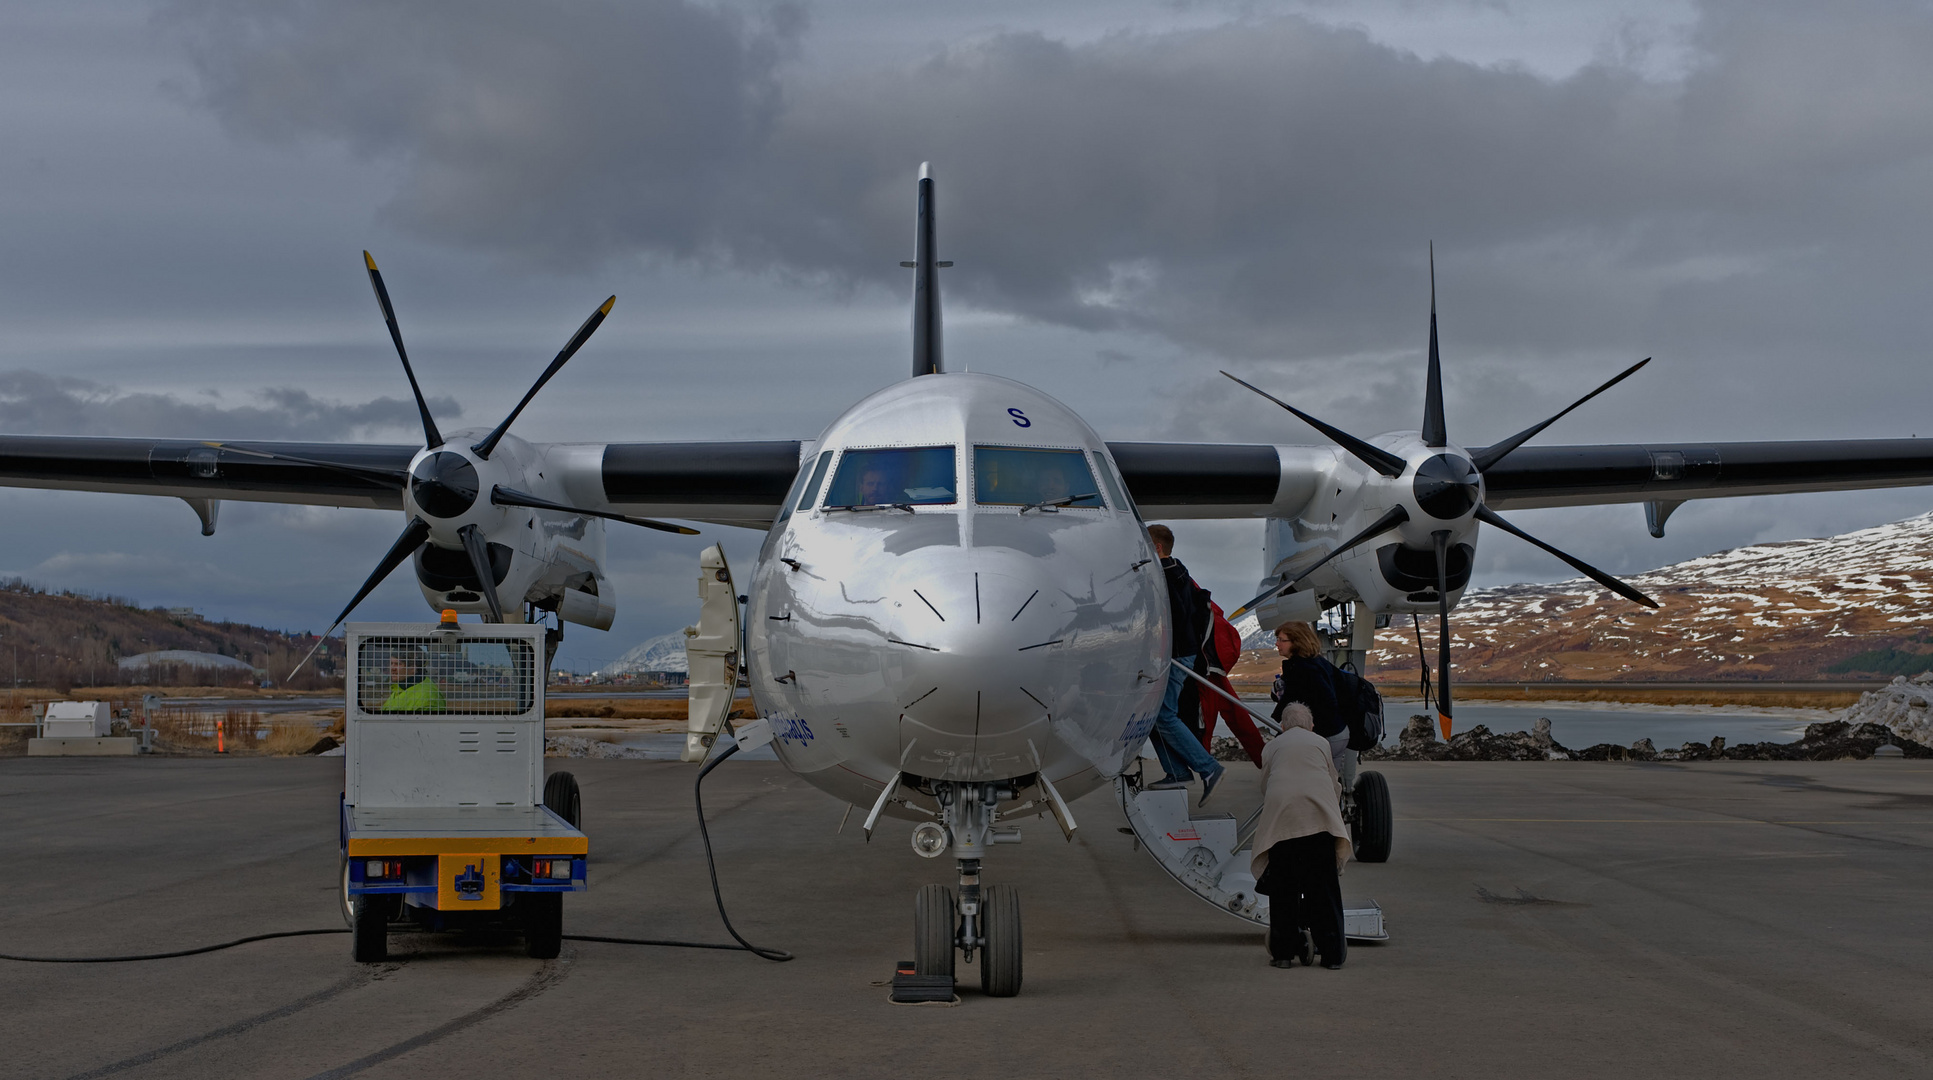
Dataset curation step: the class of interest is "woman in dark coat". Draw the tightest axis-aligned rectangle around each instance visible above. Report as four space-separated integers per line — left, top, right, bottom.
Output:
1272 621 1355 786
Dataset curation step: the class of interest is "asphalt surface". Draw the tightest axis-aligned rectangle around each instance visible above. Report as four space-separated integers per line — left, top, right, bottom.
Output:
4 755 1931 1079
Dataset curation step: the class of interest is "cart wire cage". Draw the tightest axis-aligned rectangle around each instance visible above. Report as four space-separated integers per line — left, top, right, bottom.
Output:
354 634 537 716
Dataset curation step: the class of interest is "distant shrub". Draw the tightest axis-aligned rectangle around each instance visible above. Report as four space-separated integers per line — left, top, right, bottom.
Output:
1825 647 1933 677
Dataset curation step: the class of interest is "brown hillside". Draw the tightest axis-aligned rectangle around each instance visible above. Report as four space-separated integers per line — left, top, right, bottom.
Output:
0 578 340 692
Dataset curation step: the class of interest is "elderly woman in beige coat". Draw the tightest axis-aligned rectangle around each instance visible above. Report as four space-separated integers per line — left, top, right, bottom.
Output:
1252 702 1352 968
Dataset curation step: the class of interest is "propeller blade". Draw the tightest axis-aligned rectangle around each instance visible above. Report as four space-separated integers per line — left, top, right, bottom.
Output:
491 486 699 535
1227 506 1411 620
1470 357 1652 473
200 442 407 488
472 296 616 460
1474 504 1659 608
288 517 431 678
1433 530 1453 740
363 251 443 450
457 523 504 622
1221 372 1408 478
1422 243 1448 448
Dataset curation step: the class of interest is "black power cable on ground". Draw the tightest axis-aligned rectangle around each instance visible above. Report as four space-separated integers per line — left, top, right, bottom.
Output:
0 928 349 964
3 740 793 965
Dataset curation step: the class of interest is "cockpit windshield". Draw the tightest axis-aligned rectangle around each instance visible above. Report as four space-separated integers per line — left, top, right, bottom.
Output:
974 446 1104 509
822 446 958 508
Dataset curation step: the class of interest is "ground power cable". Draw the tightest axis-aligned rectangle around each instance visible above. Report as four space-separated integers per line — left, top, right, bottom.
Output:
0 928 348 964
5 741 793 965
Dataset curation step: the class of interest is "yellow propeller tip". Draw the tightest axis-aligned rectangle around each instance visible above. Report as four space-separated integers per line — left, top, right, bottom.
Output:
599 296 616 315
363 251 378 269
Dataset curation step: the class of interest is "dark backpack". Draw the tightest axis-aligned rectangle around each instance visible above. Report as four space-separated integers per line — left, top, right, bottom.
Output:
1325 662 1386 752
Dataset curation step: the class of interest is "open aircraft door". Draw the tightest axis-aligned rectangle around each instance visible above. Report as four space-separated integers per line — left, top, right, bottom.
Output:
684 544 741 762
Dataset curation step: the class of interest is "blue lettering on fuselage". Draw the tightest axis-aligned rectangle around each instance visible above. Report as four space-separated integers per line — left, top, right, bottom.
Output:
773 716 815 743
1118 711 1155 748
1007 408 1031 428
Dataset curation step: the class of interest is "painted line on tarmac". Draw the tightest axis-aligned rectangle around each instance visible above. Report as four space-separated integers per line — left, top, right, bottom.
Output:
64 970 372 1080
302 958 570 1080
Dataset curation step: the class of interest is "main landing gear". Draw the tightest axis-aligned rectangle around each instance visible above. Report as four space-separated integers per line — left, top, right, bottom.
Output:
909 780 1024 997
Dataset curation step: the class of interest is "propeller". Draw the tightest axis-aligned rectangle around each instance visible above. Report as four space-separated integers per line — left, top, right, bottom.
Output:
364 252 443 450
284 257 692 678
289 517 432 678
1227 506 1410 621
1226 248 1656 740
457 523 503 622
472 296 616 460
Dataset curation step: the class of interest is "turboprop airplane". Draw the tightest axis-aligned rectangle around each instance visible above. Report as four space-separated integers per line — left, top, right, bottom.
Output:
6 164 1933 996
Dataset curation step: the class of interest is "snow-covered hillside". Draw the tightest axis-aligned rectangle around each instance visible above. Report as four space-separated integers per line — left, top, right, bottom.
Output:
1241 511 1933 681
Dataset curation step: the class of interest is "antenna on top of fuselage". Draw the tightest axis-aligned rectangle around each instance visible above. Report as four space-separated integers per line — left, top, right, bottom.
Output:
902 162 951 377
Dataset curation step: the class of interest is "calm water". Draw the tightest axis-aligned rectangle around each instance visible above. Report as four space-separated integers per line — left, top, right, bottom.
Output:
612 700 1828 761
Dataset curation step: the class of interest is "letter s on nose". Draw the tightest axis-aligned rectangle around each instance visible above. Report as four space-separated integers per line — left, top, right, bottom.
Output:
1008 408 1031 428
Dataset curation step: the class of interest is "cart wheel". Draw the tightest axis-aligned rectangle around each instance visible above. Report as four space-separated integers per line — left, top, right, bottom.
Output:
1352 771 1393 863
351 896 387 963
979 885 1022 998
544 771 582 830
913 884 955 979
524 893 563 959
338 856 355 928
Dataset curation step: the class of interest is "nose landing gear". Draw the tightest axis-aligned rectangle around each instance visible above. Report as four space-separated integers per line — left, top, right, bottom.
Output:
908 780 1026 997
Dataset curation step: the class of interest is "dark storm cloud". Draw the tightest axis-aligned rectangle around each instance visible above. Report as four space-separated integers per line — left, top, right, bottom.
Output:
172 0 803 266
170 0 1933 367
0 369 458 440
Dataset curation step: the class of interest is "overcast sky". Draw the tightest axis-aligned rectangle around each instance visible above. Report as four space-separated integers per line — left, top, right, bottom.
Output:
3 0 1931 673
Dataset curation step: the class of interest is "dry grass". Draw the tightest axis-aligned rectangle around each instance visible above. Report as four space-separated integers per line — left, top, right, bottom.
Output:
544 696 757 721
145 706 335 755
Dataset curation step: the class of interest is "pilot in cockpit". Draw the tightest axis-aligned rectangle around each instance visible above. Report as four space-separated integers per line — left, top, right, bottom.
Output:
1033 466 1072 505
858 465 901 506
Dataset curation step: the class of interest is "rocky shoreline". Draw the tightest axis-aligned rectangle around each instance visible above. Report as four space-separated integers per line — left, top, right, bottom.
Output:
1356 715 1928 762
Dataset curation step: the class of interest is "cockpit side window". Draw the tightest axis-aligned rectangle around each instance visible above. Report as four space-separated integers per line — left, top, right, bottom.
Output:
773 451 829 528
823 446 957 508
1090 450 1133 515
795 451 833 514
974 446 1104 508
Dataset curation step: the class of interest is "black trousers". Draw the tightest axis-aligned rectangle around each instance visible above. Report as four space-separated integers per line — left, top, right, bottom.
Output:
1260 833 1345 964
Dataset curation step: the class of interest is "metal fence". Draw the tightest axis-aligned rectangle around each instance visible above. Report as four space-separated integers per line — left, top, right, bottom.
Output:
354 636 537 716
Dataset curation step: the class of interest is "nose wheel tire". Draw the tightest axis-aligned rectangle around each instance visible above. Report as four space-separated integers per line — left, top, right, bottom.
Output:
979 884 1022 997
351 896 388 963
524 893 563 959
914 884 956 979
1352 770 1393 863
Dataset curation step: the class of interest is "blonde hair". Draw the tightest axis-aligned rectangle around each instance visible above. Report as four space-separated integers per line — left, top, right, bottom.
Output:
1275 622 1322 658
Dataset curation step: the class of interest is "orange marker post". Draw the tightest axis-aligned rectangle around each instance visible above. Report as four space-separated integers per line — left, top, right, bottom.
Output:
217 718 225 754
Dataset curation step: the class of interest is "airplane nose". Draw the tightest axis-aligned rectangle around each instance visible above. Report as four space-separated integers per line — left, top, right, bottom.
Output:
882 561 1078 767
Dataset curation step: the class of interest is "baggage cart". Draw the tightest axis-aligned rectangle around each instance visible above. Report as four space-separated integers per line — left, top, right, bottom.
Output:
338 617 585 962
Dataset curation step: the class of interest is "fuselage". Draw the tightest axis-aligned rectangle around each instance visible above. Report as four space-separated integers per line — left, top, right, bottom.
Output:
745 373 1169 817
